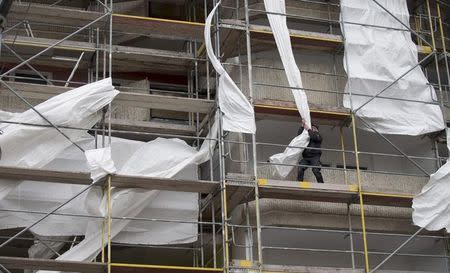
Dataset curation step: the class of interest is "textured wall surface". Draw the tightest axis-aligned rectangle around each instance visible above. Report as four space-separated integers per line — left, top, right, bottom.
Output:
227 50 347 109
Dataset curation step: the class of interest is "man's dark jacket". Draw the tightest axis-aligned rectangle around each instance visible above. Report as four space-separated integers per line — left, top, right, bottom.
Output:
298 127 322 159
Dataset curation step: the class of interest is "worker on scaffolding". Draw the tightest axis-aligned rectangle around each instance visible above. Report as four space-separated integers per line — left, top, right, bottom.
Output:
297 122 324 183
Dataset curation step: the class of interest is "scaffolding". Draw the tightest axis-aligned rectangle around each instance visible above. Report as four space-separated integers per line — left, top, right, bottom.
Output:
0 0 449 273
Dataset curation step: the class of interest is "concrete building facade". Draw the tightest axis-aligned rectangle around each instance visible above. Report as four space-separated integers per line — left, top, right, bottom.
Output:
0 0 449 273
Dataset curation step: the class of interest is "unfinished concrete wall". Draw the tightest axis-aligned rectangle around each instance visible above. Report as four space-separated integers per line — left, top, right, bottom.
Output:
113 79 151 121
255 120 437 173
227 49 346 109
223 0 340 34
113 0 148 16
230 200 448 272
258 166 428 195
252 119 435 195
224 132 251 175
0 91 42 113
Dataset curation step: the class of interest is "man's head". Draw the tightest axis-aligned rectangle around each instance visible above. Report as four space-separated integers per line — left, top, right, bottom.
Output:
311 123 319 132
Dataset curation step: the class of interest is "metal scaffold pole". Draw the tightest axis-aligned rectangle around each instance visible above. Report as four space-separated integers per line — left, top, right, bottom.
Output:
244 0 263 271
436 1 450 93
107 174 112 273
211 2 230 272
218 108 230 273
425 0 444 108
351 114 371 273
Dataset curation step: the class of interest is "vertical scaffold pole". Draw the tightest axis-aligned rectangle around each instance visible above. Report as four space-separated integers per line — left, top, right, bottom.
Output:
436 2 450 97
351 114 370 273
107 175 112 273
107 0 112 146
426 0 444 108
340 126 348 185
101 182 106 263
244 0 263 271
347 204 355 269
218 109 230 273
212 1 230 271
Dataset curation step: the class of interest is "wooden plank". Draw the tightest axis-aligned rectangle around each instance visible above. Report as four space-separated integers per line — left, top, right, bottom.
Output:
256 179 358 204
362 192 413 208
0 166 218 193
221 19 432 54
10 3 107 28
0 166 91 185
254 179 414 207
0 82 214 114
0 166 413 207
111 264 221 273
3 35 96 52
110 119 196 140
3 35 193 64
10 3 433 54
112 175 218 193
113 14 204 42
117 92 212 113
0 256 106 273
254 99 350 123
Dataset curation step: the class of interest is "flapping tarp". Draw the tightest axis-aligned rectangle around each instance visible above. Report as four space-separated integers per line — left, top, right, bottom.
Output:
0 79 219 270
0 78 119 199
341 0 444 135
205 2 256 134
263 0 311 178
412 129 450 232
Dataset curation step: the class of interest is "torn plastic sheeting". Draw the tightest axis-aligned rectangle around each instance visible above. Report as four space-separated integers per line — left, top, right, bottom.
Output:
0 80 219 266
205 2 256 134
412 128 450 232
0 78 118 167
36 119 218 268
264 0 311 178
28 234 68 260
0 78 119 199
269 130 310 178
0 135 212 270
84 147 116 181
0 137 200 243
263 0 311 129
341 0 444 135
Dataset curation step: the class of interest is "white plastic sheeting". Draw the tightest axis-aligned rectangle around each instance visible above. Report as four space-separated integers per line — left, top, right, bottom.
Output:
264 0 311 178
205 2 256 134
1 132 218 269
35 118 218 267
0 79 219 267
0 78 119 199
28 235 67 260
269 130 309 178
0 136 206 241
84 147 116 181
263 0 311 129
341 0 444 135
412 129 450 232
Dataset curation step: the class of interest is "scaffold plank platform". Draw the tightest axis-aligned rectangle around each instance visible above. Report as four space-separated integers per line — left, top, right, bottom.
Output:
255 179 414 207
0 82 214 114
111 263 222 273
1 35 194 74
220 19 432 54
9 3 432 54
110 119 196 140
0 167 414 207
0 256 105 273
0 166 218 193
254 99 350 124
0 257 223 273
257 179 358 204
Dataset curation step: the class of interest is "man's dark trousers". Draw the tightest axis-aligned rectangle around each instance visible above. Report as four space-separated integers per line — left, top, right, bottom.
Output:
297 157 324 183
